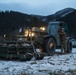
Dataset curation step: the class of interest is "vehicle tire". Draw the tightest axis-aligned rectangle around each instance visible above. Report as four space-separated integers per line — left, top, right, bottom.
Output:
67 39 72 53
43 37 56 56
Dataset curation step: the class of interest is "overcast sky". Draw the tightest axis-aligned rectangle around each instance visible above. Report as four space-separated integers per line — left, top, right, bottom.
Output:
0 0 76 16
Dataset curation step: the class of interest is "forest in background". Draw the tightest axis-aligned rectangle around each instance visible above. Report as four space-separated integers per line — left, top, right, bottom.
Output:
0 8 76 38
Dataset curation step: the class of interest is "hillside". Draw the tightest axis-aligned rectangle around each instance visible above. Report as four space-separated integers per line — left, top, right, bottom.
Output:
0 11 46 35
0 8 76 38
41 8 76 38
57 10 76 38
43 8 75 22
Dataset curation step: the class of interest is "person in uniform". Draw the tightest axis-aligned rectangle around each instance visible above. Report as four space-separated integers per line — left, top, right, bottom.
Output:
58 27 67 53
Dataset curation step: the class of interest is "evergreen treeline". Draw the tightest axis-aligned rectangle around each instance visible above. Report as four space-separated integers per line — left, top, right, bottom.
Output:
0 11 45 35
0 10 76 38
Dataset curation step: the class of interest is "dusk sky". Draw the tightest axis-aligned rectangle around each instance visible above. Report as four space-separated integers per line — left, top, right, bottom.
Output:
0 0 76 16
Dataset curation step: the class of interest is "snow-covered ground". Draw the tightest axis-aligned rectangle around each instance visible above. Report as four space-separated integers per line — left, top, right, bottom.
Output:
0 48 76 75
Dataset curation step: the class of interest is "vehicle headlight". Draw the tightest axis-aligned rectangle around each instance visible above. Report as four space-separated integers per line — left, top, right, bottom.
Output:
31 33 35 36
24 30 29 37
29 32 35 37
40 27 46 31
24 30 35 37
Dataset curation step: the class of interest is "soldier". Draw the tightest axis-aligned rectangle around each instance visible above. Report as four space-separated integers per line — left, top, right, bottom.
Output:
58 27 67 54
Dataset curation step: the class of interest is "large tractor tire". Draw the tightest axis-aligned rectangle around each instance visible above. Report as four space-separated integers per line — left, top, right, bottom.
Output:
67 39 72 53
42 37 56 56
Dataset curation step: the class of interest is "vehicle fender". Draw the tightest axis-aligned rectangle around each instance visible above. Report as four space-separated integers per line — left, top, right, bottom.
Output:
43 35 57 45
66 37 72 42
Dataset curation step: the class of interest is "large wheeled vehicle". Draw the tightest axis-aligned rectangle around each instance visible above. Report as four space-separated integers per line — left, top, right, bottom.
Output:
30 21 72 55
0 21 72 61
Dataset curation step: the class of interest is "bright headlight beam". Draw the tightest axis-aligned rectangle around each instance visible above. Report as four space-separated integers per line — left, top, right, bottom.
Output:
40 27 46 31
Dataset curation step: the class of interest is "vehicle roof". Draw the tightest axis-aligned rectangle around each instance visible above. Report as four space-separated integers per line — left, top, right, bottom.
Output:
48 21 64 25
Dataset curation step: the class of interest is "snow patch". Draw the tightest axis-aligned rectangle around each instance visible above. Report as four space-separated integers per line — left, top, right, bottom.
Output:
61 11 73 17
0 48 76 75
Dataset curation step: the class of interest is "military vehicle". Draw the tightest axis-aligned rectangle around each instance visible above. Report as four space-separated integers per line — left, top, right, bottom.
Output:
0 21 72 61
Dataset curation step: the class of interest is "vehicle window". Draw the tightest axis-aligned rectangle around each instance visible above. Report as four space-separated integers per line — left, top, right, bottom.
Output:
50 25 56 35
